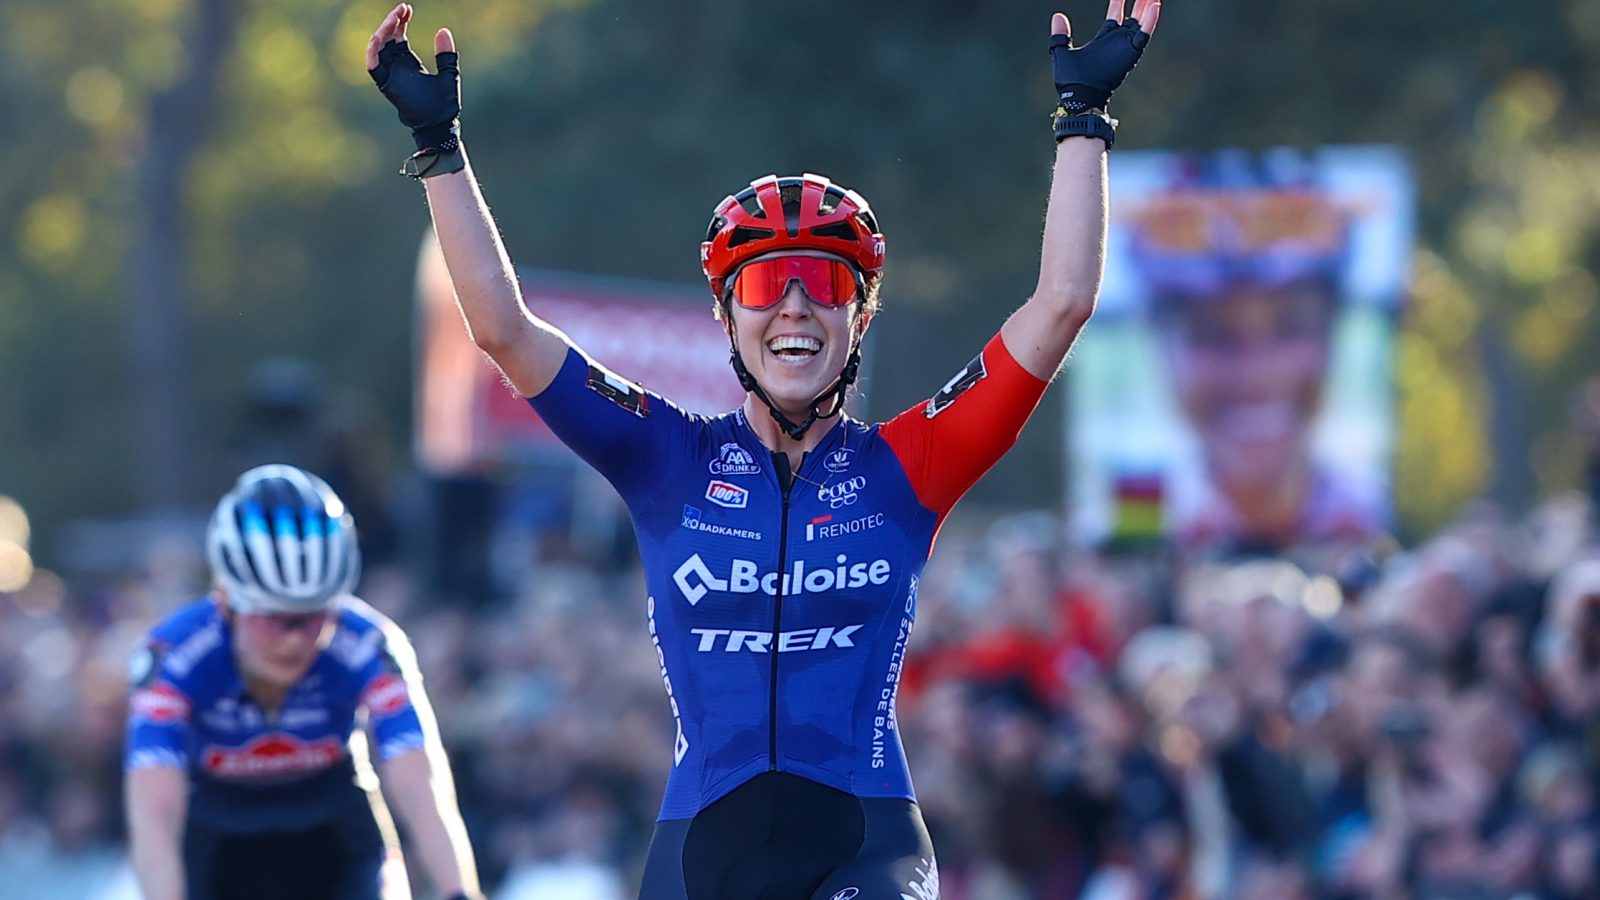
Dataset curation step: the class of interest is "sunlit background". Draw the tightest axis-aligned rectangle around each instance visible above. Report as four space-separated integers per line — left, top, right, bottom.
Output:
6 0 1600 898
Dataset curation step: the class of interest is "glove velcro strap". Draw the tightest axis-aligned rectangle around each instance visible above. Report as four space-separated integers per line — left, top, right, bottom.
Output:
1052 110 1117 149
412 120 460 152
1056 93 1106 115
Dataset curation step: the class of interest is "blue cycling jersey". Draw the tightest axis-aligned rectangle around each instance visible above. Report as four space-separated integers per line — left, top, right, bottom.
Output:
124 597 427 833
528 333 1047 820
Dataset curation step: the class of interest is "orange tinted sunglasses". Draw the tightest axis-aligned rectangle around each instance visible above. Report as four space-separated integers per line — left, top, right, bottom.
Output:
728 255 864 309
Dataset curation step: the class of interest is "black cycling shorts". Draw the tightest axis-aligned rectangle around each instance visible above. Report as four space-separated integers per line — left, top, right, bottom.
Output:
639 772 939 900
183 804 395 900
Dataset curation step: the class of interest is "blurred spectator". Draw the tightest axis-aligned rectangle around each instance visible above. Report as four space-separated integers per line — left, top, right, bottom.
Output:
15 485 1600 898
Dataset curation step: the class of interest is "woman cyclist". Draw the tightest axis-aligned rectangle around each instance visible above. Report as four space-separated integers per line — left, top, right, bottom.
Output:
124 465 481 900
367 4 1159 897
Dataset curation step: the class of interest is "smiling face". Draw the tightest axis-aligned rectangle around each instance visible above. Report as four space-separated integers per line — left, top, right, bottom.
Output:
1158 281 1335 493
725 261 869 419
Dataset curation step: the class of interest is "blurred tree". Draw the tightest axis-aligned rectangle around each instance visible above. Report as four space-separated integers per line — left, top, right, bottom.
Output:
6 0 1600 554
127 0 240 511
1 0 583 543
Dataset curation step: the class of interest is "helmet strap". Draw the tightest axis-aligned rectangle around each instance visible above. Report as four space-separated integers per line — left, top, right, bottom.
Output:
724 312 863 442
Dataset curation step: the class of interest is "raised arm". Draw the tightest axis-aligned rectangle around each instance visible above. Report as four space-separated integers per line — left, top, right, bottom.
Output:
367 3 571 397
1001 1 1161 380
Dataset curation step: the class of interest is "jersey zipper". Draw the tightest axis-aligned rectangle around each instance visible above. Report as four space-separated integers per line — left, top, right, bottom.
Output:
769 452 796 771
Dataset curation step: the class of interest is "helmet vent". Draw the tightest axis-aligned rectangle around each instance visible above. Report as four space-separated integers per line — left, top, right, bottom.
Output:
818 186 845 216
779 182 803 237
230 503 268 586
727 225 775 249
736 192 766 218
810 222 856 242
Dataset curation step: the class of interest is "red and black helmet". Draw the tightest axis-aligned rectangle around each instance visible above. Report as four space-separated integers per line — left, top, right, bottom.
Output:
701 173 886 301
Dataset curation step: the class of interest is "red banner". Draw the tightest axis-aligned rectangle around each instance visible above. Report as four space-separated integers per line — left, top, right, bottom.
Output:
414 233 747 474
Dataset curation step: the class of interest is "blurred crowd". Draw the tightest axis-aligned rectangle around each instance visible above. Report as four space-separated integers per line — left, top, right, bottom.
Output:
5 484 1600 900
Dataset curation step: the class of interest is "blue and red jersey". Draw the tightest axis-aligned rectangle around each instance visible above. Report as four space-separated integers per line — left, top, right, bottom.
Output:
528 332 1048 820
124 597 429 833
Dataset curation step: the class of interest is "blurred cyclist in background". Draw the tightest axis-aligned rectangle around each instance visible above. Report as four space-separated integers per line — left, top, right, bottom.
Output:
367 2 1158 897
124 465 481 900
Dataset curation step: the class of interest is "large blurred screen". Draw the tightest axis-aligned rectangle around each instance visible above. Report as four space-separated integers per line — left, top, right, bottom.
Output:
1069 146 1414 549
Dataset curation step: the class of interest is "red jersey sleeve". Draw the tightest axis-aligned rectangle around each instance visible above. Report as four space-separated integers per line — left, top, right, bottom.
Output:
878 332 1049 519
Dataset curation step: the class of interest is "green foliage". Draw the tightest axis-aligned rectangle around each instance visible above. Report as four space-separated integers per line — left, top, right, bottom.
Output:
6 0 1600 551
0 0 575 540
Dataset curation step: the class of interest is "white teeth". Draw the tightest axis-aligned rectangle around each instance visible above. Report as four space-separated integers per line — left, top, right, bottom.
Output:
767 335 821 354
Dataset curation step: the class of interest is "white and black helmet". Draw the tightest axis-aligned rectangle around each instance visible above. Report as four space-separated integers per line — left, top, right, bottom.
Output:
206 464 360 614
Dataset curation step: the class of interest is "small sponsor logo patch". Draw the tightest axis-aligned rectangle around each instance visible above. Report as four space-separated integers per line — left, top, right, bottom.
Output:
130 683 190 724
682 505 762 541
925 353 987 418
202 734 345 779
818 476 866 509
361 673 411 718
807 512 885 541
830 889 860 900
706 480 749 509
823 448 854 474
584 363 650 417
710 442 761 476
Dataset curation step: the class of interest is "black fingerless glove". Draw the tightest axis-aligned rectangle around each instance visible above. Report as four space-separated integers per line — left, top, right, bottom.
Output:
1050 18 1149 114
369 39 461 152
1049 18 1149 147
